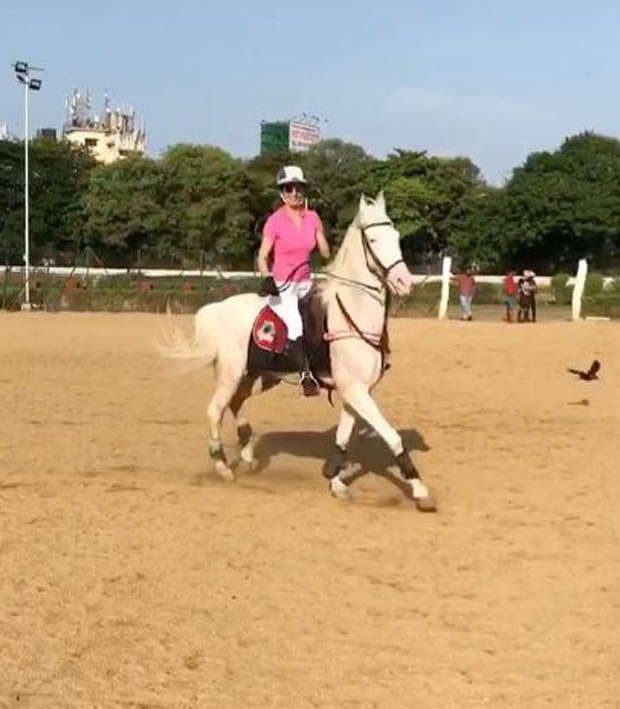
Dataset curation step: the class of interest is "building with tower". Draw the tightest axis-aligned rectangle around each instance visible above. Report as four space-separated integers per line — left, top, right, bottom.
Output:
63 89 146 164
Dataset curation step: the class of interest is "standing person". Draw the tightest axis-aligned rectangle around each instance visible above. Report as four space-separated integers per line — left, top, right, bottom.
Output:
256 165 331 396
524 270 538 322
517 270 537 322
503 270 517 322
517 275 528 322
454 267 476 321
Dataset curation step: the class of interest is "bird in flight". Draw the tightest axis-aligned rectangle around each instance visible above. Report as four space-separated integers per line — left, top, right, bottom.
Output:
567 360 600 381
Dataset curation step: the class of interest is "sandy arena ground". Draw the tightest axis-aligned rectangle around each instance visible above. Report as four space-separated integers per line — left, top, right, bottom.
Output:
1 312 619 708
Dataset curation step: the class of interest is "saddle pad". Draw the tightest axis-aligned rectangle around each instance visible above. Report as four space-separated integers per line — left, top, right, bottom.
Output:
252 306 288 354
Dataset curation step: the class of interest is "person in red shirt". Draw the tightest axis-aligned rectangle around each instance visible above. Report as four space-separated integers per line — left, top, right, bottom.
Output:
503 270 517 322
454 268 476 321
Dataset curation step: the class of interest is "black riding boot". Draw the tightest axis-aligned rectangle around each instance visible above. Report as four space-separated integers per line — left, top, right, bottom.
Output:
290 337 319 397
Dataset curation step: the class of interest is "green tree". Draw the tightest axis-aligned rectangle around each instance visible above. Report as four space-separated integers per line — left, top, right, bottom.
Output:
454 186 509 269
298 139 375 242
81 155 165 264
0 138 94 264
500 132 620 271
363 150 486 266
161 145 253 267
0 140 24 263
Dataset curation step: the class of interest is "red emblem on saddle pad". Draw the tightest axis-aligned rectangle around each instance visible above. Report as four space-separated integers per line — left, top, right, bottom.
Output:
252 306 288 353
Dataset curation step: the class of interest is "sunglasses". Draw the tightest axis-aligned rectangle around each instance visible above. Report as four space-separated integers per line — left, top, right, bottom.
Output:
282 183 305 194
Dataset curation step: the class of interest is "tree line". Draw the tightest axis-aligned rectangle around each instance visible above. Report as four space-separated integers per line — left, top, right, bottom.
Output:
2 131 620 273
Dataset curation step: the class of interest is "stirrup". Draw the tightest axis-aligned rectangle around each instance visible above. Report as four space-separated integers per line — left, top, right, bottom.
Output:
300 371 320 397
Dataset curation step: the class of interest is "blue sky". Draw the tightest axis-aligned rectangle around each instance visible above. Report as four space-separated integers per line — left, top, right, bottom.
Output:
2 0 620 183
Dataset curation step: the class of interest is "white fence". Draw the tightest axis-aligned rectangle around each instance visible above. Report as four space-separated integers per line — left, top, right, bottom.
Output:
0 258 598 321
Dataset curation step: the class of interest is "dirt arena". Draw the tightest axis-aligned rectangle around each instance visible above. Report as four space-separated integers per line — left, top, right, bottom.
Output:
1 312 618 708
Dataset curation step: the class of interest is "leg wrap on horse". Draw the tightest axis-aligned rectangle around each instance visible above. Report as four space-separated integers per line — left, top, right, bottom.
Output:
395 450 420 480
323 444 347 480
237 423 253 448
209 441 227 462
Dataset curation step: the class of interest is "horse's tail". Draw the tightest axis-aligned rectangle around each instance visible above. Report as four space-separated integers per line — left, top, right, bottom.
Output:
158 303 219 369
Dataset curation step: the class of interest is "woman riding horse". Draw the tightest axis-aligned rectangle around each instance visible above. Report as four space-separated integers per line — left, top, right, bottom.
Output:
256 166 331 397
162 192 436 511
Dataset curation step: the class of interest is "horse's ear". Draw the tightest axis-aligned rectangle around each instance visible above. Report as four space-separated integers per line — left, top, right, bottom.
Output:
375 191 386 211
359 194 368 211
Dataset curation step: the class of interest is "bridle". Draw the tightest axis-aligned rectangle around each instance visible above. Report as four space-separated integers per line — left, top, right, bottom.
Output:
325 220 404 296
327 220 406 369
359 221 405 286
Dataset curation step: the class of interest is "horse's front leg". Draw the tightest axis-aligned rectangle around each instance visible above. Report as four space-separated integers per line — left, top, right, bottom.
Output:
341 384 436 512
323 404 356 499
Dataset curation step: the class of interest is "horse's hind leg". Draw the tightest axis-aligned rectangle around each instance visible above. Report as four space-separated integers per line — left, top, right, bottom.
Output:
207 373 241 482
229 375 257 472
341 384 436 512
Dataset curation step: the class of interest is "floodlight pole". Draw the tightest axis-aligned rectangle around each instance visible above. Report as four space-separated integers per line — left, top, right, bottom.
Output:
13 61 43 311
23 75 30 309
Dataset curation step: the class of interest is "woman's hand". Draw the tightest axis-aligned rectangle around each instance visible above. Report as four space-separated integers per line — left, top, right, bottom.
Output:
258 275 279 297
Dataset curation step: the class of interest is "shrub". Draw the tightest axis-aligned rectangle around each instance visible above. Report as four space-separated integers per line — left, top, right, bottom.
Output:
584 272 605 297
551 273 572 305
473 283 503 304
393 281 442 317
606 277 620 294
582 292 620 319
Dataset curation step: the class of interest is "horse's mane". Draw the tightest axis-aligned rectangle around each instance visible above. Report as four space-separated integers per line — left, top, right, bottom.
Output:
324 217 360 277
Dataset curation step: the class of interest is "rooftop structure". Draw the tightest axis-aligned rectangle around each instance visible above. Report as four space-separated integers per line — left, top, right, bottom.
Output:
63 89 146 164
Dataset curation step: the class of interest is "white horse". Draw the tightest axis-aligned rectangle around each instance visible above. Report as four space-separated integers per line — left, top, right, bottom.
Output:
163 193 436 512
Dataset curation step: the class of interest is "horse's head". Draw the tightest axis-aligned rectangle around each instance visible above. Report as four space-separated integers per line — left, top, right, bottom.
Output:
357 192 414 296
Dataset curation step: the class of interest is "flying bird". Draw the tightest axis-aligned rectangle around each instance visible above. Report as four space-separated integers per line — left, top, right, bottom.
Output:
567 359 600 381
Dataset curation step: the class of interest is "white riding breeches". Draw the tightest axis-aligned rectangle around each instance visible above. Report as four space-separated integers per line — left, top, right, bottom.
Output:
268 280 312 341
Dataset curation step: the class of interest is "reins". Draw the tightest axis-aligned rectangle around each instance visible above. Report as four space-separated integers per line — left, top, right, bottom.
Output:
324 221 401 369
273 260 312 294
266 220 402 372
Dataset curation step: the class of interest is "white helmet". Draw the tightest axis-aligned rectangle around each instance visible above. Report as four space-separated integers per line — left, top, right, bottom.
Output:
276 165 307 187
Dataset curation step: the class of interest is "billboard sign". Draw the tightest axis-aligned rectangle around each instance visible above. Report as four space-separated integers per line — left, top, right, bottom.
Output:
260 121 289 154
289 120 320 152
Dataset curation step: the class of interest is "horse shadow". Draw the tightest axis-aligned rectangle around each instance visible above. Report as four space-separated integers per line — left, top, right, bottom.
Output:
251 425 430 499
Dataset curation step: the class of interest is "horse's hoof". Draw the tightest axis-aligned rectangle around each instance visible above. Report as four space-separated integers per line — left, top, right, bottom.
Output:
330 477 351 500
237 458 257 475
414 495 437 513
214 464 236 483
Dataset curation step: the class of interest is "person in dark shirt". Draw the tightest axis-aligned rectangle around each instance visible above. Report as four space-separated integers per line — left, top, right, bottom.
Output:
518 270 538 322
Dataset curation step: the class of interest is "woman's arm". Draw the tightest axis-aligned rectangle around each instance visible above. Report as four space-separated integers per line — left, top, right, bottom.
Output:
316 227 330 261
257 236 274 278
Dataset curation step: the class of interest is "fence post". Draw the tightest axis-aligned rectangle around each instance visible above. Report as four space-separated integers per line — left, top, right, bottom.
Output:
571 259 588 321
438 256 452 320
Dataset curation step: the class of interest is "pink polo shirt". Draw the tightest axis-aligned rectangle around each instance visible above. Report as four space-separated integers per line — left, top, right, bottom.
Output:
262 206 322 282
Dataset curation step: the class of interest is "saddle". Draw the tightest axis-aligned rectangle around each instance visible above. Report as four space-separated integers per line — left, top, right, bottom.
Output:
247 285 331 378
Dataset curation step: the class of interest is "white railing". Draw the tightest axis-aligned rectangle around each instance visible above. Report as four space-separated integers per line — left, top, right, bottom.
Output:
0 264 560 285
436 257 589 322
0 258 600 321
